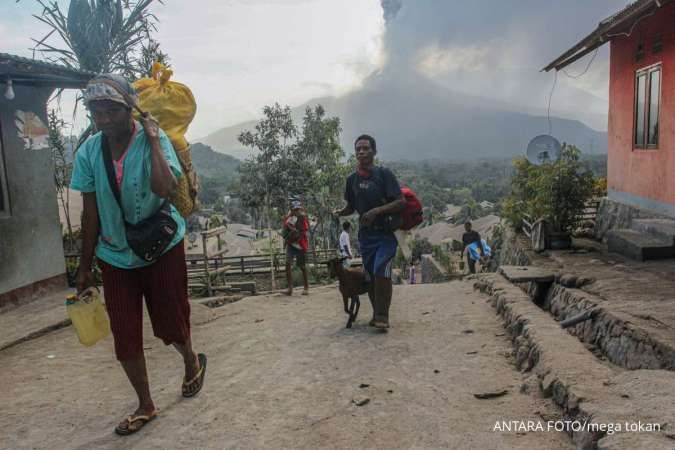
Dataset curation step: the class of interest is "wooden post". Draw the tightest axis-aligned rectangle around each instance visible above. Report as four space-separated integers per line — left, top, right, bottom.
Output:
202 231 212 297
271 251 276 290
240 256 245 275
269 231 276 290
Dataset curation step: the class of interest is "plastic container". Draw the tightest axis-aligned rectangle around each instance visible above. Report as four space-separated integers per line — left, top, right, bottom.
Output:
66 287 111 347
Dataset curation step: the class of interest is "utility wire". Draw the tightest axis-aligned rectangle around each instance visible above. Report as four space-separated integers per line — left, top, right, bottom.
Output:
544 9 657 140
561 48 599 79
547 45 599 135
606 10 656 39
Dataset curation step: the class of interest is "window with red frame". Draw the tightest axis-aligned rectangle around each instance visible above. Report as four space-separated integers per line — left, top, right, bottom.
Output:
634 65 661 149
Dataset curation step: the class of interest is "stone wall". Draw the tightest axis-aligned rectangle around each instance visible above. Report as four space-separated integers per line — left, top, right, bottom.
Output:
594 197 669 240
491 227 533 268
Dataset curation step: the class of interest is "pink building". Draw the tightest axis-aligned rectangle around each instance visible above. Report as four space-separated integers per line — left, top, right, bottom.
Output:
546 0 675 216
545 0 675 260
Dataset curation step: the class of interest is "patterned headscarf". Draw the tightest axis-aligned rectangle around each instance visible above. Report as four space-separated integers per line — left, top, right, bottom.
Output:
83 74 138 108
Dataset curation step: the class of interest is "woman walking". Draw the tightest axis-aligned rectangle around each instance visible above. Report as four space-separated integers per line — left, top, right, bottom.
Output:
71 74 206 436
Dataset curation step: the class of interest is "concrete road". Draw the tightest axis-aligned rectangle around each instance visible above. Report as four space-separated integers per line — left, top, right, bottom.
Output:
0 282 571 449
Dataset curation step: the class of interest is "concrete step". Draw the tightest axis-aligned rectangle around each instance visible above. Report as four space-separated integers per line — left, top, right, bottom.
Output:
228 281 257 294
606 229 675 261
631 218 675 244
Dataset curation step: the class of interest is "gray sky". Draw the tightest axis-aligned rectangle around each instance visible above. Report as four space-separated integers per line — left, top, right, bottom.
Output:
3 0 626 139
3 0 384 138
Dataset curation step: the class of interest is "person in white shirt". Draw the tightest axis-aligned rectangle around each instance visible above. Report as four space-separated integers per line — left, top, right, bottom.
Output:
339 221 353 268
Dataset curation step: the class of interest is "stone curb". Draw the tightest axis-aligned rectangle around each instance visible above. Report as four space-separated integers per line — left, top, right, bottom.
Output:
0 318 72 352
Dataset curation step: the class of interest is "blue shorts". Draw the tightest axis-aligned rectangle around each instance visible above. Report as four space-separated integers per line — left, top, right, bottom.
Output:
358 229 398 279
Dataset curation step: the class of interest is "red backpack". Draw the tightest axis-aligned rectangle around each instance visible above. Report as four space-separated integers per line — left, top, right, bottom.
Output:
400 187 423 230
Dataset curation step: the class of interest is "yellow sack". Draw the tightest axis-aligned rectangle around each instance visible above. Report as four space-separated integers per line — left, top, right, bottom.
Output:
133 62 196 151
133 63 199 217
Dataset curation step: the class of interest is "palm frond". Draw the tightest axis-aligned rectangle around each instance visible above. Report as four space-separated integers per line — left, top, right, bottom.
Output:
29 0 160 76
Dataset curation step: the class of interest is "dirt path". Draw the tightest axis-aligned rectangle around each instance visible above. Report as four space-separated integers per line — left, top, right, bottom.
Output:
0 282 571 449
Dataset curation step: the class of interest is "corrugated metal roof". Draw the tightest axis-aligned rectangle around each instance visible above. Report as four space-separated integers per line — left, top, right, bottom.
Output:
0 53 95 89
542 0 673 72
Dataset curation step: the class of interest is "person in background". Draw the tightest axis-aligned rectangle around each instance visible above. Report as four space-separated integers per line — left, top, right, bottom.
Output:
461 221 484 274
339 221 353 268
409 257 416 284
333 134 406 330
283 200 309 295
71 74 206 436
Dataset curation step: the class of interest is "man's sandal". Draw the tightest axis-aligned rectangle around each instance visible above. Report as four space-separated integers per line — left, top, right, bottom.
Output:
182 353 207 398
114 411 158 436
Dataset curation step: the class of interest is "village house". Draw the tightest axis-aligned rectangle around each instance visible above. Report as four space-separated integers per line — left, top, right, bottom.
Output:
545 0 675 260
0 54 93 307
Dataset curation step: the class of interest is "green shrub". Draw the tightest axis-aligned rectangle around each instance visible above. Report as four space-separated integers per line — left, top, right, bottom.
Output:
411 237 433 261
503 145 595 233
432 245 455 274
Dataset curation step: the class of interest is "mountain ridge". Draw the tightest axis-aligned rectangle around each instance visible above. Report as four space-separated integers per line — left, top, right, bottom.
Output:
199 71 607 161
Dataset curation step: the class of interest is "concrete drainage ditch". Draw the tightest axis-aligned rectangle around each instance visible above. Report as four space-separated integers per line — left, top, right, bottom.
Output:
473 273 675 449
495 265 674 371
543 283 674 371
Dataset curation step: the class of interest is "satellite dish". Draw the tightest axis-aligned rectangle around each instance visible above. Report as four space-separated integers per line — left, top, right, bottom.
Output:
526 135 562 165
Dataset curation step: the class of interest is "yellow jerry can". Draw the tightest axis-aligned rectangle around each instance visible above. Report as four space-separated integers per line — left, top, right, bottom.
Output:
66 287 111 347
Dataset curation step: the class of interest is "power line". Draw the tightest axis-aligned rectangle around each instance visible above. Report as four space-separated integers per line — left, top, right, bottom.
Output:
544 7 659 139
547 46 599 135
561 48 599 79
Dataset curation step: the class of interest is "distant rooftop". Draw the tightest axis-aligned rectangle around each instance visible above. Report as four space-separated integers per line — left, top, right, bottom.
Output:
0 53 95 89
542 0 673 72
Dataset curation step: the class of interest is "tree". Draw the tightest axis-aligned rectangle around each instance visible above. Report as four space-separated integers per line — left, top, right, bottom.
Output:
25 0 166 152
453 198 481 224
237 104 349 252
123 38 170 79
238 103 297 276
47 110 75 250
291 105 345 250
238 103 297 224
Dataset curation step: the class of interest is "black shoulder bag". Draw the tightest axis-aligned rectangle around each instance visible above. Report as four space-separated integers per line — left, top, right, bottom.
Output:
101 135 178 263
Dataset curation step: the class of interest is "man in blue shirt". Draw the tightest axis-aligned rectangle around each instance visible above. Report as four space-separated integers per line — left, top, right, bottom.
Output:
461 221 484 274
334 134 405 330
71 74 206 436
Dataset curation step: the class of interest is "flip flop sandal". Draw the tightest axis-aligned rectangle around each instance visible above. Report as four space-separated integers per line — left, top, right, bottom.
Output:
182 353 207 398
114 411 158 436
